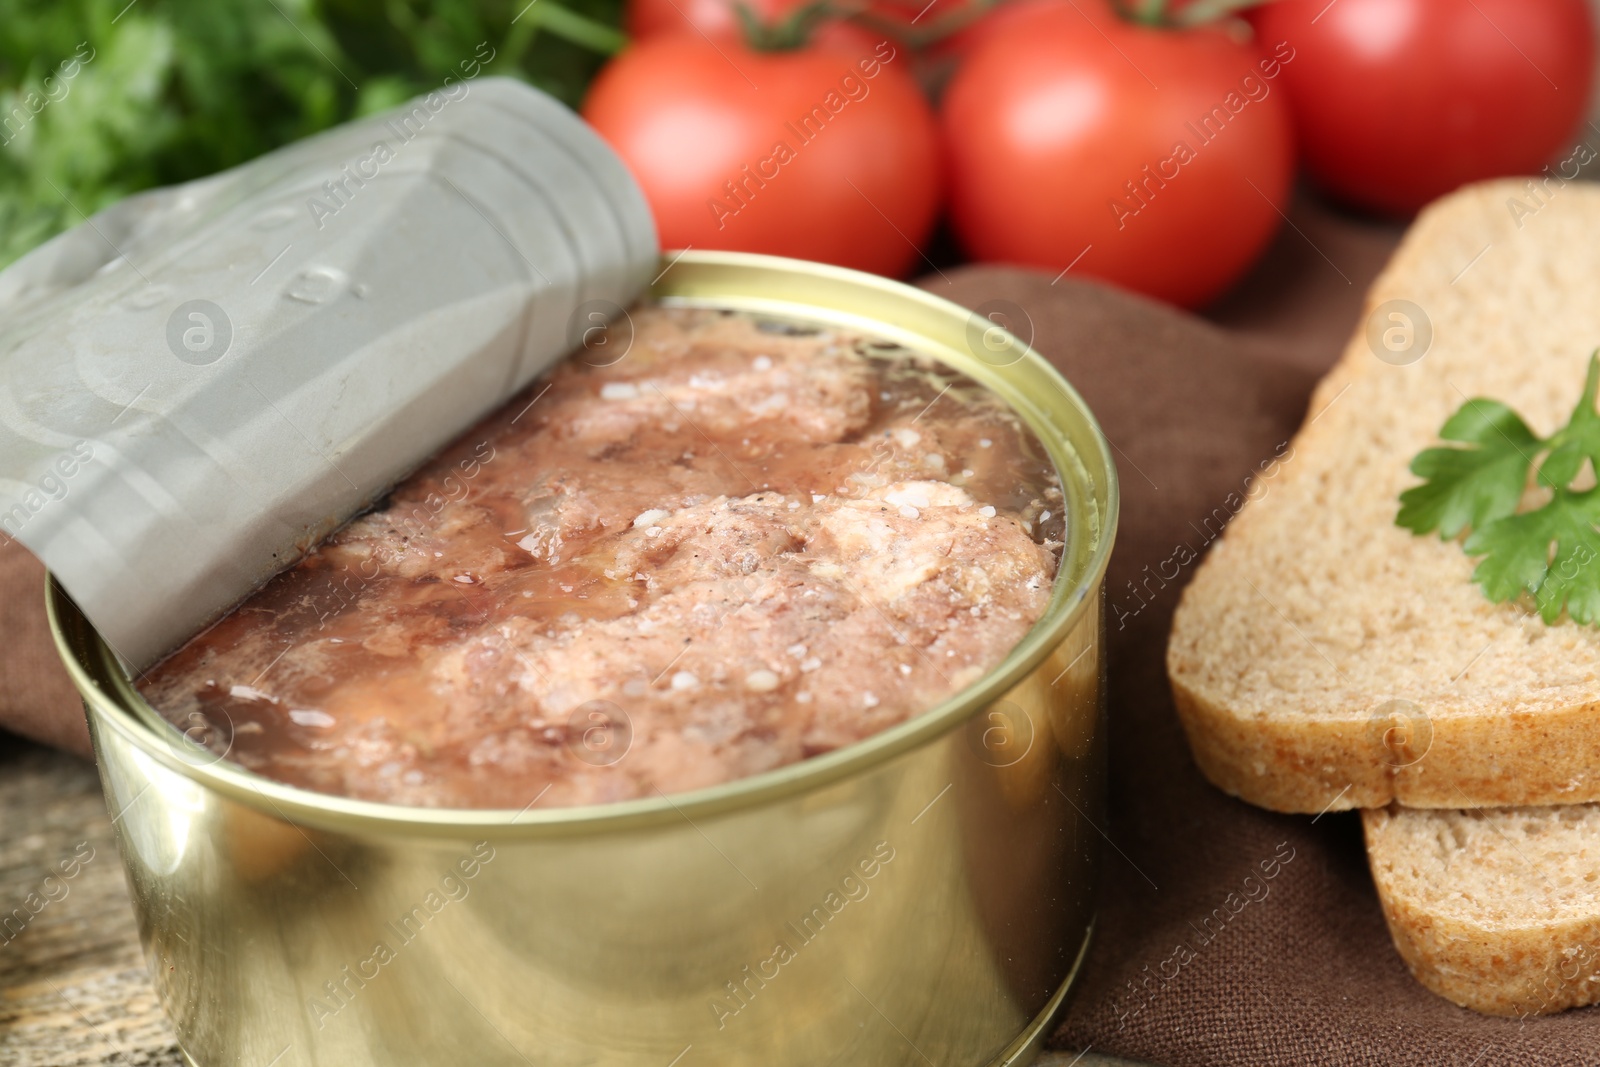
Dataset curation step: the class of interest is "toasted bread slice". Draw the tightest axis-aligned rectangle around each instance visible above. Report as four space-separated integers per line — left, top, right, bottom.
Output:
1364 803 1600 1016
1167 179 1600 813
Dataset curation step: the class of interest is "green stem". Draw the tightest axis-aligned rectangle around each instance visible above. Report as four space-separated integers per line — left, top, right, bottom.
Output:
846 0 1002 51
1171 0 1274 27
1133 0 1167 25
736 0 838 51
520 1 629 55
500 11 542 69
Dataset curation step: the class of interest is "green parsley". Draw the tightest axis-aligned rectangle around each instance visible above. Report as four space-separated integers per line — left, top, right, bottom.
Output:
1398 352 1600 625
0 0 626 271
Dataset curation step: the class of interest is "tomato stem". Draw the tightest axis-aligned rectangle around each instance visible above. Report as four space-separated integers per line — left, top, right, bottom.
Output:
845 0 1004 50
1169 0 1273 26
1114 0 1272 28
735 0 841 51
1131 0 1168 25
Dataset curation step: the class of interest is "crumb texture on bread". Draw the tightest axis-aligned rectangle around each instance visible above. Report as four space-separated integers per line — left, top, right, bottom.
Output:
1168 180 1600 812
1364 804 1600 1016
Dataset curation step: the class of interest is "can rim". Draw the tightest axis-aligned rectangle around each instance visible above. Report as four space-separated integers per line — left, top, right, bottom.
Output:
48 250 1120 838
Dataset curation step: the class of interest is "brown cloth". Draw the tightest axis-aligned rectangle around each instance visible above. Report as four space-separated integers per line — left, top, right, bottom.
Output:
0 541 90 755
4 195 1597 1064
914 257 1600 1060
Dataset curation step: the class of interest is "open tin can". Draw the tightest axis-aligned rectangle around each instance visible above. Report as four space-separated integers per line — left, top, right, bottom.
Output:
48 251 1119 1067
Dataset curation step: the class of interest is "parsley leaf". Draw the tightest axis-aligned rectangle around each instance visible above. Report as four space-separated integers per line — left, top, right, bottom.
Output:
1463 493 1600 622
1540 355 1600 488
1396 399 1539 538
1398 351 1600 624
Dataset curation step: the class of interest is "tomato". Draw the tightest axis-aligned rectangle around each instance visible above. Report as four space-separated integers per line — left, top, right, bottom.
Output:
940 0 1294 308
583 34 941 277
624 0 880 52
928 0 1083 64
625 0 791 38
1250 0 1595 216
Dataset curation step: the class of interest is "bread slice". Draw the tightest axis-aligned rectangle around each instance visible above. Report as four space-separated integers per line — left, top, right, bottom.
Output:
1167 179 1600 813
1364 803 1600 1016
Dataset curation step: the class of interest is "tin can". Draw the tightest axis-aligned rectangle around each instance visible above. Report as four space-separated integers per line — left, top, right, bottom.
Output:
48 251 1119 1067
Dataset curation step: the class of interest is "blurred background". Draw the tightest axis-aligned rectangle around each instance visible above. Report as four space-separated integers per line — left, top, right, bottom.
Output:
3 0 1597 318
0 0 623 267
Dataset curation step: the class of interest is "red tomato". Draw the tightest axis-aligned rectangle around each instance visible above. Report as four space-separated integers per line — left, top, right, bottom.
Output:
940 1 1294 307
929 0 1090 64
625 0 789 38
625 0 879 52
584 34 941 277
1250 0 1595 216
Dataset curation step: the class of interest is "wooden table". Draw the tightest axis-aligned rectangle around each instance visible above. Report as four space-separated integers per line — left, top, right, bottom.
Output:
0 737 1146 1066
1 740 179 1065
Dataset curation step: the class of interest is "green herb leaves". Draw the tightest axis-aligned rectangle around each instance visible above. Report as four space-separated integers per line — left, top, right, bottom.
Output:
1398 352 1600 624
1396 399 1539 539
0 1 625 270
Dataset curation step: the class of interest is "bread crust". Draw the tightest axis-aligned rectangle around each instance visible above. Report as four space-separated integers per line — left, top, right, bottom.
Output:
1166 178 1600 814
1170 665 1600 812
1362 807 1600 1017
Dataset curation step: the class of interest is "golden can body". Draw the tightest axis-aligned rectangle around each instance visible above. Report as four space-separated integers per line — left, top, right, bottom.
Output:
49 252 1118 1067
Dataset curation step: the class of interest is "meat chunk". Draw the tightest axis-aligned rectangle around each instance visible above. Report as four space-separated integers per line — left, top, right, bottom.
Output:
141 306 1064 809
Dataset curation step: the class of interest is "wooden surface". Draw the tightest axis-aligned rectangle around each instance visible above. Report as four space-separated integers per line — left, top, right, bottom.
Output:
0 736 1145 1067
0 740 181 1066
